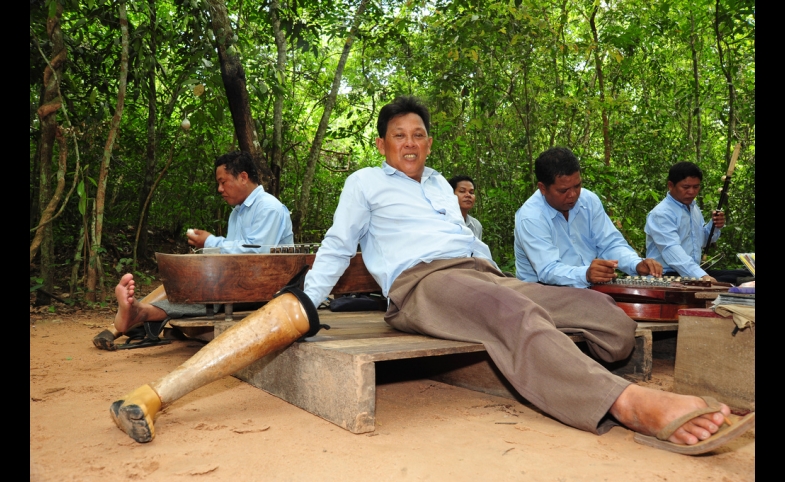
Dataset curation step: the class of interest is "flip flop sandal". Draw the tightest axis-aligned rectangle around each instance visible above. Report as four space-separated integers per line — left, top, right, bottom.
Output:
633 396 755 455
117 320 172 350
92 329 117 351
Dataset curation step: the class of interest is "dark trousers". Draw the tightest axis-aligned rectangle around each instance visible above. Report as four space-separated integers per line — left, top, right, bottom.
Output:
384 257 637 434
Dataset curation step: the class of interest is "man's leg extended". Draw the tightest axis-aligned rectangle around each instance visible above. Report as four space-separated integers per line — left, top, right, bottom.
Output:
109 291 316 443
93 273 169 350
385 258 739 448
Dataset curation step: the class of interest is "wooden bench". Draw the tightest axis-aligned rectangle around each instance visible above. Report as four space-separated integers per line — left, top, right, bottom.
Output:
213 311 677 434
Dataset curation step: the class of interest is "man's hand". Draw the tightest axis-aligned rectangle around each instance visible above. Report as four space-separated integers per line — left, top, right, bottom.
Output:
711 210 725 229
701 274 718 283
636 258 663 277
186 228 212 249
586 259 619 284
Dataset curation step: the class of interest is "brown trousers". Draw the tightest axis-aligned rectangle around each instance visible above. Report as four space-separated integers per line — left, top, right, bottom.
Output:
385 258 636 434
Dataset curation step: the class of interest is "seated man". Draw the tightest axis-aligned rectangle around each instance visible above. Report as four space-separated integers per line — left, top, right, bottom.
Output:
92 150 294 350
514 147 662 288
645 161 750 284
448 175 482 240
110 96 752 454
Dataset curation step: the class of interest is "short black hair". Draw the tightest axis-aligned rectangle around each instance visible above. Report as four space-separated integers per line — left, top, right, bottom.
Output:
534 147 581 187
448 175 476 191
214 151 260 184
377 96 431 138
668 161 703 184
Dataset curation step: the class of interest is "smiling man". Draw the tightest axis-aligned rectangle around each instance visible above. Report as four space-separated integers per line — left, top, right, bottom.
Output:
514 147 661 288
644 162 748 283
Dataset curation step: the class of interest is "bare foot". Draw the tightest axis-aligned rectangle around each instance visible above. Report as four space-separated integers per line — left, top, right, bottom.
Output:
610 385 730 445
113 274 166 333
109 384 162 443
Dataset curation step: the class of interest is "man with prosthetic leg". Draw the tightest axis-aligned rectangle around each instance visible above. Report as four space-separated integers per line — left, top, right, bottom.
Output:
110 96 754 455
110 284 322 443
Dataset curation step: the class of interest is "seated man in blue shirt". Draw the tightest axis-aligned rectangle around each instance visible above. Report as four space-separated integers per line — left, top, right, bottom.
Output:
92 151 294 350
645 161 749 284
514 147 662 288
108 97 748 455
448 175 483 240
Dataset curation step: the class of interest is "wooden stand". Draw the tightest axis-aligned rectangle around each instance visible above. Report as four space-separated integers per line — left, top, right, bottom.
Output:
215 311 674 433
673 308 755 411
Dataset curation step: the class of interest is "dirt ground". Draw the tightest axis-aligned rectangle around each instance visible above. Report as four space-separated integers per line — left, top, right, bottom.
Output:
30 288 755 481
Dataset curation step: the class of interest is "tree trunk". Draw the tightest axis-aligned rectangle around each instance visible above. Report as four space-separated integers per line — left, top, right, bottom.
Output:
136 0 158 257
30 130 67 264
268 0 287 198
33 0 66 305
690 12 702 163
292 0 369 239
589 5 611 166
86 1 130 302
206 0 273 188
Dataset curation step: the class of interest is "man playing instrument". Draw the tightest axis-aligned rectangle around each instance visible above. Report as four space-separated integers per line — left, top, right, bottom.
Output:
514 147 662 288
92 151 294 350
645 161 750 284
108 96 752 455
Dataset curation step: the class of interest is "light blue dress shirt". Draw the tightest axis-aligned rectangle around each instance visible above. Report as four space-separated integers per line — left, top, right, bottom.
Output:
644 192 720 278
303 162 495 307
514 188 643 288
204 185 294 253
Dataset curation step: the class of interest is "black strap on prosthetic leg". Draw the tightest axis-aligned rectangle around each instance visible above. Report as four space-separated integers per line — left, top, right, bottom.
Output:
274 265 330 339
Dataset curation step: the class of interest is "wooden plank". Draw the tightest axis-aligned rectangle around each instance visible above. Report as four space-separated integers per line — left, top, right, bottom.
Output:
217 312 654 434
216 322 377 434
636 322 679 332
673 311 755 411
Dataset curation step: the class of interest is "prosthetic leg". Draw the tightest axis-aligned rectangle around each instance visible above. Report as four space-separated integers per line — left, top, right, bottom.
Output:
109 287 323 442
92 284 168 351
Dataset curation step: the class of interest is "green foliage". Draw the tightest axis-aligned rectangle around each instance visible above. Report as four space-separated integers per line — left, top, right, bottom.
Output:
30 0 755 302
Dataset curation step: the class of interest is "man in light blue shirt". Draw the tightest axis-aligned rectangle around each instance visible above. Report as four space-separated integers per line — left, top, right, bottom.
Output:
515 147 662 288
645 161 747 284
94 151 294 350
109 97 740 452
187 152 293 253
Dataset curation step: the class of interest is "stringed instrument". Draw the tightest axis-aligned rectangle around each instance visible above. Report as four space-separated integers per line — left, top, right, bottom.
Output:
590 276 730 322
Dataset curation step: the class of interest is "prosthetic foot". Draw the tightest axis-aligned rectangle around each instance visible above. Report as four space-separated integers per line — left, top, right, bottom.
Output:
109 287 325 443
109 384 162 443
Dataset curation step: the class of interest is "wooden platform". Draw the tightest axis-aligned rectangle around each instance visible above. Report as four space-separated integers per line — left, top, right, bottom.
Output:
214 311 677 434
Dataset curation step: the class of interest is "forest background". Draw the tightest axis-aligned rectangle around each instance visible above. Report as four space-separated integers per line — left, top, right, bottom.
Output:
30 0 755 307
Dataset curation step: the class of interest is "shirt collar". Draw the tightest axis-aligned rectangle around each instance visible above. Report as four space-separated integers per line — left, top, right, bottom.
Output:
381 162 437 182
235 185 264 210
537 190 577 221
665 192 695 210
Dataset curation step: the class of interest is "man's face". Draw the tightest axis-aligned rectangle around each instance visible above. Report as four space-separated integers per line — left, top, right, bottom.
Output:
454 180 476 212
538 172 582 214
215 165 250 206
668 176 701 206
375 113 433 182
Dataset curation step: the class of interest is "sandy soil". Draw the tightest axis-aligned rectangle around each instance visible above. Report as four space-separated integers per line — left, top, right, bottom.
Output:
30 291 755 481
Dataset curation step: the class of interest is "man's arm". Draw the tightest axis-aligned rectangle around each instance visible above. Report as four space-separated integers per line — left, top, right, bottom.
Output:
588 194 646 276
515 211 591 288
203 205 290 253
702 210 724 245
645 210 708 278
304 175 371 307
